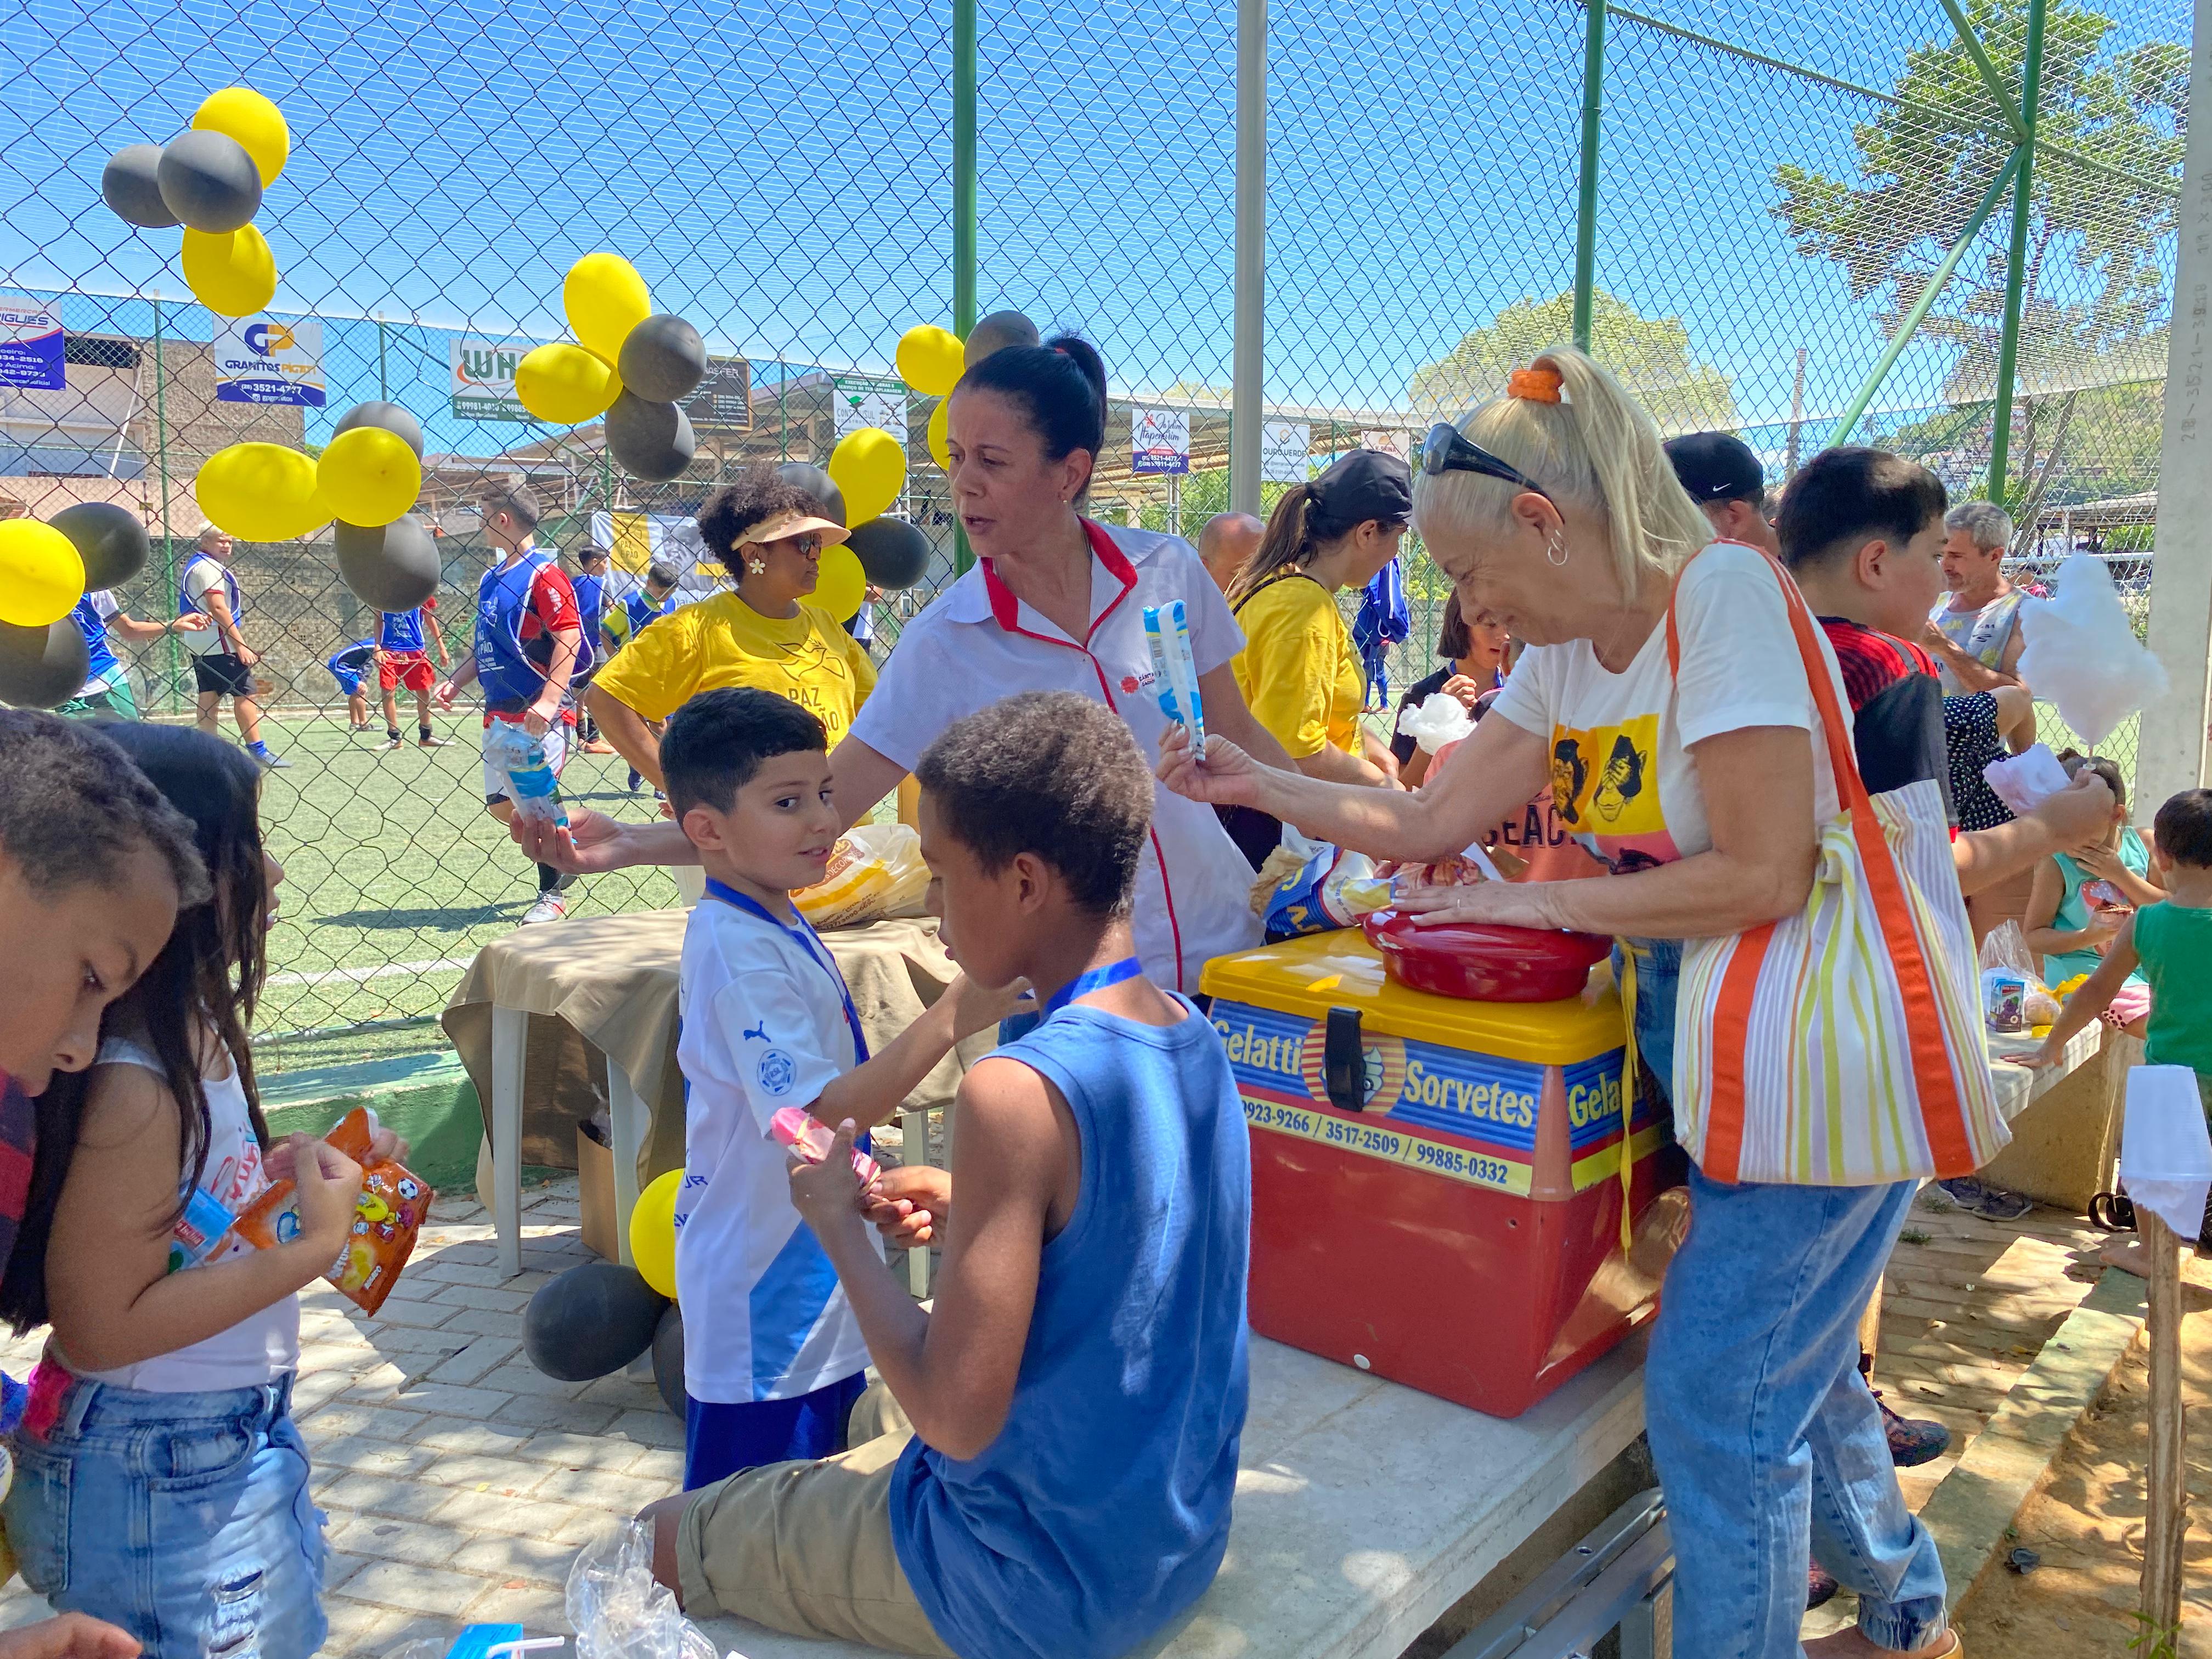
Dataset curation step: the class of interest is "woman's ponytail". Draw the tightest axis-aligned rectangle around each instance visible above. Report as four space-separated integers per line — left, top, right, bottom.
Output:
1227 483 1316 608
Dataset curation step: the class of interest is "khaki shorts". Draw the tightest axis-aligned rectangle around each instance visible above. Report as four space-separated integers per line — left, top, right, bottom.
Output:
677 1383 955 1656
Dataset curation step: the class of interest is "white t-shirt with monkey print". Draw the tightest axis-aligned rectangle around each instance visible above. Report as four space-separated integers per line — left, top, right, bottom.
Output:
1487 541 1845 875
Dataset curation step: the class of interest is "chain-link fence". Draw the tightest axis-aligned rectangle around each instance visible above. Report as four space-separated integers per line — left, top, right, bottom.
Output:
0 0 2189 1053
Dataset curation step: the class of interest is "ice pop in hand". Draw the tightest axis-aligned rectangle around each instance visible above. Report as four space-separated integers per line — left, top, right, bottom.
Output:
770 1105 882 1186
1144 601 1207 764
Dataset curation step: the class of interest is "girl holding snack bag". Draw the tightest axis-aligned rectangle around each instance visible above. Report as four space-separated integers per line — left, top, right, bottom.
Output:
2024 752 2163 1036
0 724 404 1659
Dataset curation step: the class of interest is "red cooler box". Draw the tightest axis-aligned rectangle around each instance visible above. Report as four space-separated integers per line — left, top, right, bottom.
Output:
1202 929 1683 1418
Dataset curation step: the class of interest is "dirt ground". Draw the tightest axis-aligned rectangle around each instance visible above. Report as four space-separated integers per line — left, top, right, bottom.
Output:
1954 1263 2212 1658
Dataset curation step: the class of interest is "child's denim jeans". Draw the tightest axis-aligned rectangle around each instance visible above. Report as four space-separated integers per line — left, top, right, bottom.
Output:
1646 1166 1948 1657
5 1368 326 1659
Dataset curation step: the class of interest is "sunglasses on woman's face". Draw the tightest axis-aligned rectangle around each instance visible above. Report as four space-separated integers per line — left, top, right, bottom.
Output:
1420 424 1551 499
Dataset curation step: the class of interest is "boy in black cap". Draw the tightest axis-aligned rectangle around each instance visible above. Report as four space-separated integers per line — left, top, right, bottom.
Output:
1664 431 1778 556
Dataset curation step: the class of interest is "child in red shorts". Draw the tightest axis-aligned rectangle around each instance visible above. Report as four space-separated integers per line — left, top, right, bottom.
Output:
376 597 452 751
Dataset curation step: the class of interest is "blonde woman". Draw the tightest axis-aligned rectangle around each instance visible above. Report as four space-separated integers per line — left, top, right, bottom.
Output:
1160 350 1961 1659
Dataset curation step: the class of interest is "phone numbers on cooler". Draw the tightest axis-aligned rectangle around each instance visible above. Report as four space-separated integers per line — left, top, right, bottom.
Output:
1241 1096 1524 1193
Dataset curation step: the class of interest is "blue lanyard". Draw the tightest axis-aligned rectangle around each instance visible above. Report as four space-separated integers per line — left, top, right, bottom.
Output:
1042 956 1143 1019
703 879 870 1062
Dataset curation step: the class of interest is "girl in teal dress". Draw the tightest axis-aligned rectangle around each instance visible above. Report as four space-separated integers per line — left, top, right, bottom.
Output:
2024 754 2165 1036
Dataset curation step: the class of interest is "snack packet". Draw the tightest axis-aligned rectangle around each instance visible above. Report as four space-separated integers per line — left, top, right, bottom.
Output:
770 1105 881 1186
233 1107 432 1314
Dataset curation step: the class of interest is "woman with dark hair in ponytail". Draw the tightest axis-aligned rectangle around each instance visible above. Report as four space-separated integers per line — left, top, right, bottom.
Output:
519 333 1299 996
1217 449 1410 862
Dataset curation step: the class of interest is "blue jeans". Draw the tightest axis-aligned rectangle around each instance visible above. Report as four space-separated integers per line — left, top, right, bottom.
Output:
5 1370 326 1659
1647 1167 1945 1657
1615 936 1681 1103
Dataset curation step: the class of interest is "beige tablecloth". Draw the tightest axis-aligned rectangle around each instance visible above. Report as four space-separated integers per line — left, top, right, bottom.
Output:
441 910 978 1188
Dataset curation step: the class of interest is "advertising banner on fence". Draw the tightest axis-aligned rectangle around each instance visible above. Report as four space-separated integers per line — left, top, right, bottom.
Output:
687 358 752 430
1131 408 1190 476
451 337 531 421
214 318 326 406
1262 421 1311 483
832 378 906 444
0 297 65 390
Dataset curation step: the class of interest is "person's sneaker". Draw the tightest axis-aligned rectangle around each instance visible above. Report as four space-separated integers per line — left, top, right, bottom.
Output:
251 748 293 770
1876 1391 1951 1466
1971 1183 2034 1222
418 735 452 749
582 738 616 755
1807 1563 1840 1610
376 736 404 752
521 892 568 925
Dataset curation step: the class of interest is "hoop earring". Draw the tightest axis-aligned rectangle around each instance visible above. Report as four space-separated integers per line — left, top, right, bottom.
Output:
1545 533 1569 568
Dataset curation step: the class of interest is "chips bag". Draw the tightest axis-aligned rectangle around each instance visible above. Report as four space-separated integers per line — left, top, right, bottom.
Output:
233 1107 432 1313
793 823 930 930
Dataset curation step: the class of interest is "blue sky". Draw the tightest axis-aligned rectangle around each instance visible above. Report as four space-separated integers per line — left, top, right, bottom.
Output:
0 0 2185 461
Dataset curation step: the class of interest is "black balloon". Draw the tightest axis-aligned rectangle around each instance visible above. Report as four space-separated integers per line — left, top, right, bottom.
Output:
650 1303 684 1416
605 392 696 482
523 1261 668 1382
50 502 151 590
101 144 178 229
334 400 425 461
0 620 91 710
334 516 440 613
618 314 707 403
774 461 845 527
155 130 263 234
846 516 932 591
964 309 1041 368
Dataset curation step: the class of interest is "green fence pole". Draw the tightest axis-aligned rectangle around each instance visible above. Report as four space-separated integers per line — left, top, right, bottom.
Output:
377 318 388 401
1571 0 1609 352
1986 0 2046 505
153 296 180 714
1827 151 2022 448
952 0 978 573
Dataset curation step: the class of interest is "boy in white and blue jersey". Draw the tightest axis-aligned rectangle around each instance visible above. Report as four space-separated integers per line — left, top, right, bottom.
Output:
658 686 1012 1491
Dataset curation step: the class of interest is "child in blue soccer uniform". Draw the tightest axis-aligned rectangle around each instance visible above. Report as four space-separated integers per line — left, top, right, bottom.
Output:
325 639 376 730
374 596 451 750
653 687 1012 1490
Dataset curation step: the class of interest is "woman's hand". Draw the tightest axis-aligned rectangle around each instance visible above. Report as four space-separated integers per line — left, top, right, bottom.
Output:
787 1120 869 1238
1390 879 1551 929
1156 725 1268 809
861 1164 950 1249
291 1135 365 1255
510 806 647 873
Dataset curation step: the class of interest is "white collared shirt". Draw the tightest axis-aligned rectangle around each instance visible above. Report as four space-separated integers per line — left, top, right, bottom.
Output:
849 522 1262 990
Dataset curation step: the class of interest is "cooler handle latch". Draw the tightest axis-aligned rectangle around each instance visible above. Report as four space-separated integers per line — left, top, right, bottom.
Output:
1323 1006 1367 1113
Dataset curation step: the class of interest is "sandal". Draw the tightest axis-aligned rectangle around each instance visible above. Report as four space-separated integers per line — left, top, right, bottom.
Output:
2089 1191 2136 1233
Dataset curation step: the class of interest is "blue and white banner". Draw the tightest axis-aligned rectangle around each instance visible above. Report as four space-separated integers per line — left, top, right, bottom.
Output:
0 297 65 390
1131 407 1189 476
214 318 326 407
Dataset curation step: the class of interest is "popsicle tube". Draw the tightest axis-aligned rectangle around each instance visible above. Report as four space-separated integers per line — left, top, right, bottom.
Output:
770 1105 882 1186
1143 601 1207 763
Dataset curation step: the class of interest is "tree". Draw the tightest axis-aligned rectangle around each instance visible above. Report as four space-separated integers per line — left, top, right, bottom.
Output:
1408 289 1738 433
1771 0 2183 498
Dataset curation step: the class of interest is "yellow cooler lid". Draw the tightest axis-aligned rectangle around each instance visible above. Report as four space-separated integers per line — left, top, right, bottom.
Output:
1200 928 1625 1066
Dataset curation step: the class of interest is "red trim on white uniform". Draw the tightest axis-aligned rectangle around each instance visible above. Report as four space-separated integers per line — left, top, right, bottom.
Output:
977 522 1190 989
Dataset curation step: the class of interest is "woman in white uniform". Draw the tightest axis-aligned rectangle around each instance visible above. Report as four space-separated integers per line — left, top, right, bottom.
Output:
517 335 1294 990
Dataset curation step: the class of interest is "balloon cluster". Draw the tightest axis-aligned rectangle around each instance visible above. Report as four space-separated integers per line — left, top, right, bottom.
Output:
520 1167 688 1412
0 503 150 707
193 400 431 611
516 252 707 484
101 88 292 318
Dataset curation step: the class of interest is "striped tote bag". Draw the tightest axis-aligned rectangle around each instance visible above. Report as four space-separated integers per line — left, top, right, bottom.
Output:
1668 551 2007 1187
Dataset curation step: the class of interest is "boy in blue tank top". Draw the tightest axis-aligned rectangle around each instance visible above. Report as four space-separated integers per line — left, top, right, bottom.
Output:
641 689 1253 1659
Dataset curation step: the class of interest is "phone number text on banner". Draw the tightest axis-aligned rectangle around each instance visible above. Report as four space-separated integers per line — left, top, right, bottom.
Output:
1242 1095 1532 1195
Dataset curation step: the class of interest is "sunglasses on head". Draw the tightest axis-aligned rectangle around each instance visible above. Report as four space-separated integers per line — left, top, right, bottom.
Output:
1420 424 1551 498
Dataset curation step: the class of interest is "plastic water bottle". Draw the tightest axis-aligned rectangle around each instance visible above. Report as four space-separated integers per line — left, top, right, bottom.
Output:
485 722 567 826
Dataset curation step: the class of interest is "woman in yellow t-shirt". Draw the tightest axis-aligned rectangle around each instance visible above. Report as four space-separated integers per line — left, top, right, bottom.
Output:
588 468 877 791
1222 449 1411 864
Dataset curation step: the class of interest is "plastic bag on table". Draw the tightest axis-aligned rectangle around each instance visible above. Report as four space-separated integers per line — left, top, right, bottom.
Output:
1251 829 1391 939
1977 922 2059 1029
567 1521 724 1659
792 823 930 930
1395 692 1474 757
2016 554 2169 747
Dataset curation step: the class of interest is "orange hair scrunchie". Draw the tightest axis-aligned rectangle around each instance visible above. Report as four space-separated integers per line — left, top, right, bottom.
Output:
1506 366 1564 403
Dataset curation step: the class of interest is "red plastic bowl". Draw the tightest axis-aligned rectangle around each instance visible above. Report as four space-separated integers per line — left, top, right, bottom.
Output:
1361 909 1610 1002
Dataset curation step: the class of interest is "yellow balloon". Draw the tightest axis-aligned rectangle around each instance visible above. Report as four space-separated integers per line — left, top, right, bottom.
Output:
827 428 906 528
926 398 951 471
195 443 325 541
318 427 422 528
0 521 86 628
181 224 276 318
628 1169 683 1298
895 325 965 398
814 543 867 622
563 252 651 365
193 86 290 187
516 342 621 425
